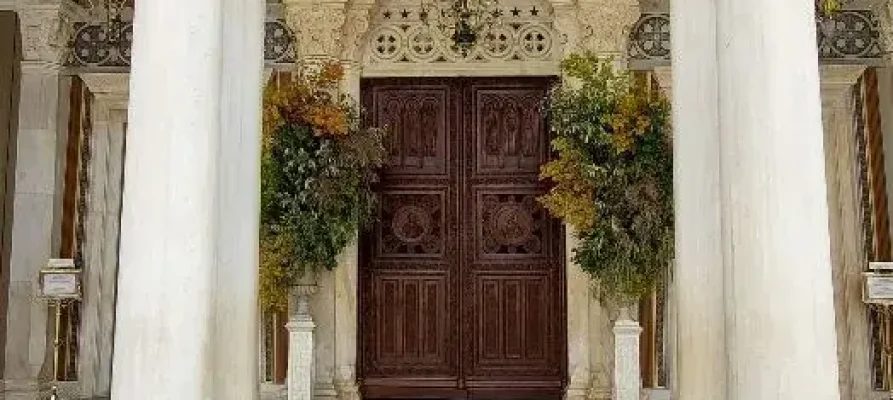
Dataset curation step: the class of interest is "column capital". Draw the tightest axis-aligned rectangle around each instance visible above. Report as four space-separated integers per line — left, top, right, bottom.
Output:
820 65 866 108
282 0 347 61
576 0 640 58
17 0 87 64
78 73 130 100
653 66 672 95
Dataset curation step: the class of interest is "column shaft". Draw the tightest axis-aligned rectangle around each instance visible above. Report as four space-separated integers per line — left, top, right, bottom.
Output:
716 0 840 398
212 0 265 397
669 0 727 398
77 73 129 398
821 66 871 400
110 0 222 397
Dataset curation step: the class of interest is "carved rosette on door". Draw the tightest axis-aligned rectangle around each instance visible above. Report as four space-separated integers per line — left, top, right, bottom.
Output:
360 78 565 399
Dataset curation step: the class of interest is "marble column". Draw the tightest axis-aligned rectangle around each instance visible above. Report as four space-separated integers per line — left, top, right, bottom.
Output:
212 0 264 398
110 0 223 397
77 73 129 399
4 2 82 398
668 0 727 398
334 63 362 400
716 0 840 397
565 230 592 400
820 65 872 400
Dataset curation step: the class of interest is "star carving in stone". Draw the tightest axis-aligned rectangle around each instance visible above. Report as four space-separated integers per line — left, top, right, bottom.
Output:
530 6 539 16
511 7 521 16
401 9 411 18
383 10 392 19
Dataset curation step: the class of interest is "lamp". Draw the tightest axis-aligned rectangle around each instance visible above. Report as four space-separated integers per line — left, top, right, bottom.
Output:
420 0 502 56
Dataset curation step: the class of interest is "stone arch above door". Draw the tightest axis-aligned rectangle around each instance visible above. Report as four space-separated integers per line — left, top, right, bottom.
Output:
357 0 562 76
337 0 641 77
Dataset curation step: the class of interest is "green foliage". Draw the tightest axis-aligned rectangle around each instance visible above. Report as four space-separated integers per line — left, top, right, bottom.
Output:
819 0 842 16
260 65 386 312
540 53 673 305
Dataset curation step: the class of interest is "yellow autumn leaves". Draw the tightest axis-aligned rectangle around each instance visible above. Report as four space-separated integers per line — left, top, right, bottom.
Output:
539 70 664 235
262 61 350 150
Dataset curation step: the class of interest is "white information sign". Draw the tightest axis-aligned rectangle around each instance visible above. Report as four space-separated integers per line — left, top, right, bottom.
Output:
42 273 78 297
38 259 81 300
864 273 893 304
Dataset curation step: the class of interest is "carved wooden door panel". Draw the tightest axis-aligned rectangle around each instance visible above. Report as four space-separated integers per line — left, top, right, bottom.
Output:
461 80 565 397
360 78 565 399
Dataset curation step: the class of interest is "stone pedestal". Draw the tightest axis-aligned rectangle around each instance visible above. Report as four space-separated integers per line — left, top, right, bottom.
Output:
287 285 318 400
613 309 642 400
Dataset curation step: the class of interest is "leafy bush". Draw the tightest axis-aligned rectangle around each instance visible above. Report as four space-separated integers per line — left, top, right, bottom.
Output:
260 63 386 312
540 53 673 305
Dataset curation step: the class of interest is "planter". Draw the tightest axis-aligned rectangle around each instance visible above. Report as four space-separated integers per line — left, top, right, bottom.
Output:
288 268 318 321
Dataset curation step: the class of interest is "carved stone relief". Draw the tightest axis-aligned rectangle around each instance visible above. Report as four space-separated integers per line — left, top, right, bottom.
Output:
283 0 348 60
20 1 85 63
576 0 640 57
362 0 559 65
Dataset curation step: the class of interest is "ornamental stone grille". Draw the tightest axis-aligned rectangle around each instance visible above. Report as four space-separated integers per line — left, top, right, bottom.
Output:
62 4 889 70
363 0 558 65
627 9 887 69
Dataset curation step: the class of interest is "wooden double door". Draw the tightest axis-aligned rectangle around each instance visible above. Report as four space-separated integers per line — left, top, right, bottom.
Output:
359 77 566 399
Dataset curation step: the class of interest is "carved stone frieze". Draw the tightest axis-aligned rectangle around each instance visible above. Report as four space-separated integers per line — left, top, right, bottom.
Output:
363 0 559 65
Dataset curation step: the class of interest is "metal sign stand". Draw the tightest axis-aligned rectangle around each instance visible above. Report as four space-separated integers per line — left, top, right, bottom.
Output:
864 262 893 399
34 259 83 400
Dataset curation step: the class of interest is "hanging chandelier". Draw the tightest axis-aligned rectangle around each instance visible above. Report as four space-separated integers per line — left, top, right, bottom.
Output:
420 0 502 56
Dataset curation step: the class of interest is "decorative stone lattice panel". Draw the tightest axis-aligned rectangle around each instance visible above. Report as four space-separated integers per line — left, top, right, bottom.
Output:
627 9 887 69
363 0 558 65
66 5 296 68
817 10 885 61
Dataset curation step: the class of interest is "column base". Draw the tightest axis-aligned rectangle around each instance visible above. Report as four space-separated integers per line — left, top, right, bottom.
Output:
314 380 338 399
334 366 360 400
